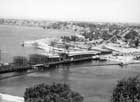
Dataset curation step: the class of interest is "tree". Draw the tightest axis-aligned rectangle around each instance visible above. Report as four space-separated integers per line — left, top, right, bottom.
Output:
64 44 70 54
111 76 140 102
24 83 84 102
50 40 57 54
124 30 139 40
71 35 77 42
13 56 28 66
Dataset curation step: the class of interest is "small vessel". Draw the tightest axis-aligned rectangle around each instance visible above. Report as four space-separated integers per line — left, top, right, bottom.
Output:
118 61 129 66
92 55 100 60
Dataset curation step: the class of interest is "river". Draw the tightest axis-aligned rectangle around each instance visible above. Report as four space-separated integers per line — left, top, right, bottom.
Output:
0 25 140 102
0 24 74 63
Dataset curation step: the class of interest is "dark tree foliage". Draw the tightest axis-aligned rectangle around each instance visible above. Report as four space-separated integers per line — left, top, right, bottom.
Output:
61 36 71 42
101 31 112 40
135 38 139 47
124 30 139 40
61 35 81 42
13 56 28 66
24 83 84 102
81 32 94 40
111 76 140 102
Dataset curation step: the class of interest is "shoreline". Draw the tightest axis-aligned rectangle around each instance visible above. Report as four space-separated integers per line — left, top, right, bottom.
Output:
0 93 24 102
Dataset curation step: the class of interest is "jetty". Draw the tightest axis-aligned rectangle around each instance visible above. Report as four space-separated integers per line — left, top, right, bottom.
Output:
0 51 95 74
1 46 140 74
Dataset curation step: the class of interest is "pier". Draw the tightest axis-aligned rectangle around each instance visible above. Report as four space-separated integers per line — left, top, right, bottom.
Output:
1 55 140 75
0 55 93 74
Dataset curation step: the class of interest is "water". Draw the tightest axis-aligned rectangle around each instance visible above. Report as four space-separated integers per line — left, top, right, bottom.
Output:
1 62 140 102
0 24 73 62
0 25 140 102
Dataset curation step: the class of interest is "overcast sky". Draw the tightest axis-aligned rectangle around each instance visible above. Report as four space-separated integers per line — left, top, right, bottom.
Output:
0 0 140 23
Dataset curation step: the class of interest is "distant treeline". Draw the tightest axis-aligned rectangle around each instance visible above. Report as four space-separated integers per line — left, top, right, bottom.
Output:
0 18 140 30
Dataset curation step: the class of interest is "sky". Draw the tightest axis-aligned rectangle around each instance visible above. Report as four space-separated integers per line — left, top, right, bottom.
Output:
0 0 140 23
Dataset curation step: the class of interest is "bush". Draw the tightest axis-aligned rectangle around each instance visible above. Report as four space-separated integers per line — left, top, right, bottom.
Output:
24 83 84 102
111 76 140 102
124 30 139 40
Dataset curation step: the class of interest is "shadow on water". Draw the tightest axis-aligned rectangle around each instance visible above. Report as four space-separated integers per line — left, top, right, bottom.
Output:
0 60 119 81
0 70 37 80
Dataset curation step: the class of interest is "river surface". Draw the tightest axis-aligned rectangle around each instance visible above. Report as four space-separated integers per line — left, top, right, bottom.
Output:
0 25 140 102
0 24 73 62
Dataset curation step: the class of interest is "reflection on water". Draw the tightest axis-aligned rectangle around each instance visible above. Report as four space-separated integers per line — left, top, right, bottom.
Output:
1 61 140 102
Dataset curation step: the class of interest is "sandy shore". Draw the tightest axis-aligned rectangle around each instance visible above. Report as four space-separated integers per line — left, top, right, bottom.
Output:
0 93 24 102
